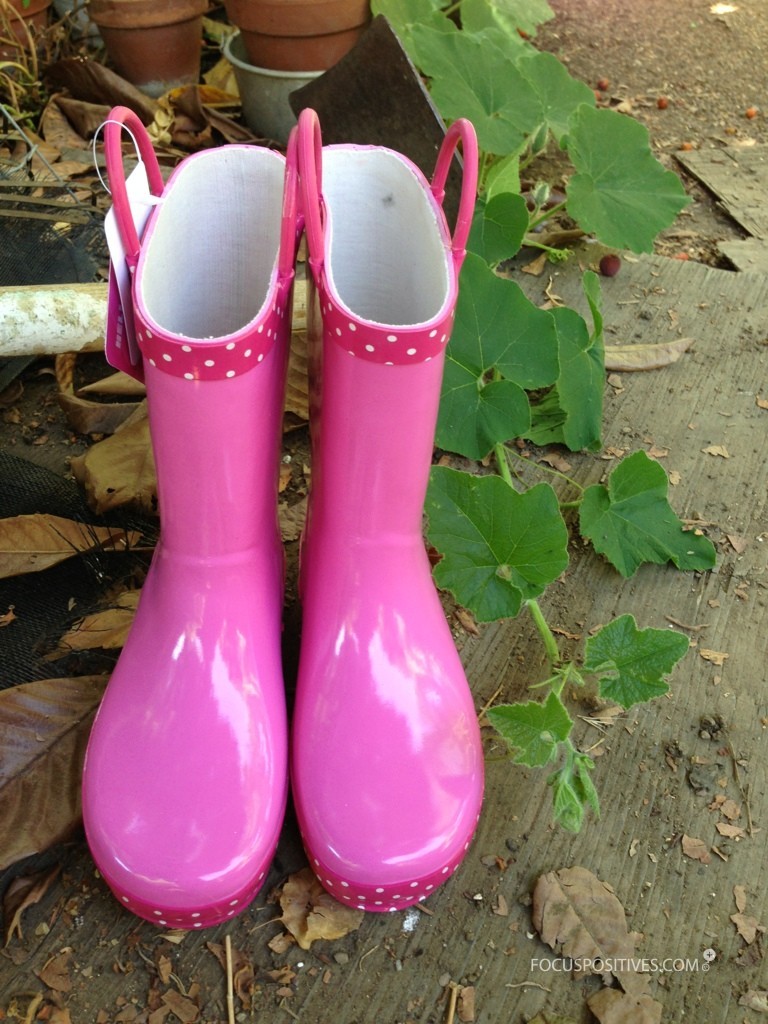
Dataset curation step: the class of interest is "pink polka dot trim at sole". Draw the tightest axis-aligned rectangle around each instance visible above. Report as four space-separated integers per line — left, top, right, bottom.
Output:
305 826 479 913
100 861 272 929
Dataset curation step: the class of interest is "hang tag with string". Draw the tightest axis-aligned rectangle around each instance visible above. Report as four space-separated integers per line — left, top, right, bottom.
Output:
103 158 160 382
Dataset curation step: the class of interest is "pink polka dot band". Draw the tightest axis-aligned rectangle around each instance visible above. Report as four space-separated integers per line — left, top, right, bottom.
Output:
318 282 457 365
134 281 291 382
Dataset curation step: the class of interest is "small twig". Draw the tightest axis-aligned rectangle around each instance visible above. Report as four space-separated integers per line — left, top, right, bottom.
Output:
505 981 552 992
358 944 379 971
225 934 235 1024
445 981 460 1024
664 615 710 632
479 683 504 718
279 998 301 1020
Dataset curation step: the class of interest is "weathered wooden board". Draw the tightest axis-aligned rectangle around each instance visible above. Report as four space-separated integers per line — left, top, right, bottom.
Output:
677 144 768 240
1 253 767 1023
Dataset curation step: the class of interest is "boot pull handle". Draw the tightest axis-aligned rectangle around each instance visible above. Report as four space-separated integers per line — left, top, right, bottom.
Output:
298 107 479 267
280 124 302 281
103 106 165 264
430 118 478 261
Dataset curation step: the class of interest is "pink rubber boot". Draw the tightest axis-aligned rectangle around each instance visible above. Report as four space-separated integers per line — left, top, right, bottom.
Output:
82 108 299 928
292 109 484 912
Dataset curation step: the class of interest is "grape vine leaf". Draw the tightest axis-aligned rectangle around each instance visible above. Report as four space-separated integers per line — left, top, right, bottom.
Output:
370 0 449 56
579 450 717 577
436 253 558 459
486 691 571 767
565 105 691 253
468 191 530 266
409 26 541 154
425 468 569 621
459 0 553 38
583 614 690 709
485 153 521 199
526 304 604 451
517 50 597 145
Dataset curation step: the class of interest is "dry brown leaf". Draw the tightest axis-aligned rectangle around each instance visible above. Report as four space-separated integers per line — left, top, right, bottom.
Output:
160 989 199 1023
0 676 108 872
206 941 255 1010
278 497 307 543
0 513 140 580
267 931 296 954
702 444 730 458
681 834 711 864
539 452 573 473
726 533 748 554
721 798 741 820
71 405 157 515
603 336 693 371
3 865 60 945
0 605 16 626
587 987 663 1024
699 649 729 666
37 949 73 992
53 590 140 654
458 985 476 1022
739 990 768 1012
455 607 480 636
731 912 763 945
278 868 364 950
521 252 548 276
734 885 748 913
756 396 768 411
531 866 646 995
55 354 143 434
78 372 147 398
716 822 746 839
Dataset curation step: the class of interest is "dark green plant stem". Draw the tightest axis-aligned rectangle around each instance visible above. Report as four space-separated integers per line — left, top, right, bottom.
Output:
494 441 515 488
526 597 561 669
506 446 585 496
528 200 568 232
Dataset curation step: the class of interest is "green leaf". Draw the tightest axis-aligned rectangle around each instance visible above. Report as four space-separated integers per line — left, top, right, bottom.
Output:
411 27 542 155
370 0 450 56
579 450 717 576
549 769 585 832
573 752 600 817
460 0 554 38
486 691 572 767
425 468 569 621
517 51 596 145
565 105 691 253
583 613 690 709
468 191 529 265
485 153 521 199
582 268 603 345
436 253 558 459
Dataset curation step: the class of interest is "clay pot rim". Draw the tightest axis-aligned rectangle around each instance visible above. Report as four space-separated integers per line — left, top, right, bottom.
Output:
89 0 207 30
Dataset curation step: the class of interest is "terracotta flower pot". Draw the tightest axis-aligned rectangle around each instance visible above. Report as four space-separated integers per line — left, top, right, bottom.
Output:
223 0 370 72
0 0 52 58
89 0 208 97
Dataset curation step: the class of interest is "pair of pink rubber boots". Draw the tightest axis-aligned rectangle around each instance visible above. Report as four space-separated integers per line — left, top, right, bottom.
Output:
82 106 484 928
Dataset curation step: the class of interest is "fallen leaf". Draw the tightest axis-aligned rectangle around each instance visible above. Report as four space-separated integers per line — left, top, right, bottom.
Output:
734 885 747 913
278 497 307 543
702 444 730 458
739 990 768 1012
603 336 693 371
756 396 768 410
668 470 681 485
681 834 711 864
78 372 147 398
735 941 764 968
539 452 573 473
36 949 73 992
699 649 729 666
206 942 255 1010
0 676 108 872
521 252 548 276
731 912 763 945
647 445 669 459
726 534 748 554
3 865 60 945
716 822 746 839
0 514 140 579
55 354 143 434
720 799 741 820
267 931 296 954
532 866 646 995
587 986 663 1024
160 989 199 1023
52 590 140 654
0 605 16 626
455 607 480 636
278 868 364 950
458 985 476 1022
70 405 157 515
